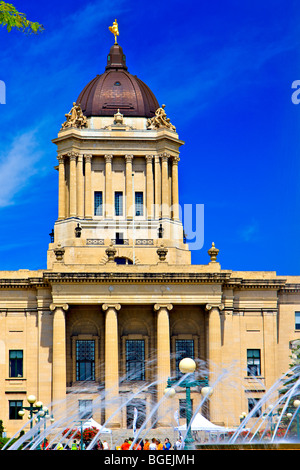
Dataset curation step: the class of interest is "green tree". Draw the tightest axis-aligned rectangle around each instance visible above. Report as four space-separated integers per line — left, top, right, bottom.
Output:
0 2 43 33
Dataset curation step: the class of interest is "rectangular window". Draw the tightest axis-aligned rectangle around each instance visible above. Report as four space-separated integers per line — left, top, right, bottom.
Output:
126 340 145 381
115 191 123 216
179 398 193 419
76 340 95 381
175 339 194 375
79 399 93 420
9 350 23 378
295 312 300 330
126 399 146 429
9 400 23 420
94 191 103 216
247 349 261 376
135 192 143 216
115 232 124 245
248 398 261 417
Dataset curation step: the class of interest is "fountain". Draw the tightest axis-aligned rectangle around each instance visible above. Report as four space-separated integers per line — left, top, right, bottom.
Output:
3 356 300 451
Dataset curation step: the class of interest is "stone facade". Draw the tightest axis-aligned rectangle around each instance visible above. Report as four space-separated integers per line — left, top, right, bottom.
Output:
1 39 300 439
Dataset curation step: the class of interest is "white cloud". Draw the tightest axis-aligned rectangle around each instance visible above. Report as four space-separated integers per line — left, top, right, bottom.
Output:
0 130 43 207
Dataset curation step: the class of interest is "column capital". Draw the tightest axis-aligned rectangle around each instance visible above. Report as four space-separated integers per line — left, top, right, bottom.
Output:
205 303 224 312
68 151 79 160
57 154 65 163
172 155 180 164
49 303 69 312
154 303 173 312
84 154 92 162
161 152 170 162
104 154 113 163
102 303 121 312
145 154 153 163
125 154 133 162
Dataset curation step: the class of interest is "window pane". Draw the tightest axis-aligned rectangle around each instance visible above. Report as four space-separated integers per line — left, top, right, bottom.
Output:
126 340 145 381
9 350 23 378
179 398 193 419
94 191 103 216
135 192 143 216
79 399 93 420
115 192 123 216
247 349 261 376
126 400 146 429
248 398 261 417
175 340 194 375
295 312 300 330
9 400 23 420
76 341 95 381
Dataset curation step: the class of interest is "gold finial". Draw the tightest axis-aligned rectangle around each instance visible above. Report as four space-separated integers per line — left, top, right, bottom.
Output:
109 19 119 44
208 242 219 263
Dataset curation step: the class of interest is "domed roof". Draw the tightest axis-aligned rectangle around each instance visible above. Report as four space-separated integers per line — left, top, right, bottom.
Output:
76 43 159 118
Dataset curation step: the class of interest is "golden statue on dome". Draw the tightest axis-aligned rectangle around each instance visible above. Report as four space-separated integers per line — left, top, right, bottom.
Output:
109 19 119 44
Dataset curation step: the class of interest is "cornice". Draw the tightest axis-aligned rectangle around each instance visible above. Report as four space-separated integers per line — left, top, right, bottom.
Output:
0 278 48 289
43 272 231 284
223 278 287 290
0 272 297 291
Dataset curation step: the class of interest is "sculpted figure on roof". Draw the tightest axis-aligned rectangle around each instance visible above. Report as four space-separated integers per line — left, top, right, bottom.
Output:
61 102 87 130
147 104 176 131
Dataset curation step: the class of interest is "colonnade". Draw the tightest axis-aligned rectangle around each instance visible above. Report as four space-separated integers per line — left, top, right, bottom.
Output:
57 152 180 221
50 302 224 427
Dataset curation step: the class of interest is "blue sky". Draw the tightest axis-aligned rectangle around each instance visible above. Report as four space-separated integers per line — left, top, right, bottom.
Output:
1 0 300 274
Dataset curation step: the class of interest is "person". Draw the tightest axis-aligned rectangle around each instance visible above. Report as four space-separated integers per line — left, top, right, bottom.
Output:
133 440 142 450
174 436 184 450
143 438 150 450
156 439 163 450
103 440 109 450
71 440 78 450
121 439 130 450
56 442 63 450
149 438 157 450
163 438 172 450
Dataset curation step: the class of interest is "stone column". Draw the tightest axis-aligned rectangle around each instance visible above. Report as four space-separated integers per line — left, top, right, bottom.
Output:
146 155 154 219
154 155 161 219
154 303 173 426
50 303 69 411
104 155 113 218
69 152 78 217
102 303 121 427
206 303 224 423
84 154 92 219
77 155 84 218
171 156 180 220
161 153 169 219
125 155 133 219
58 155 66 220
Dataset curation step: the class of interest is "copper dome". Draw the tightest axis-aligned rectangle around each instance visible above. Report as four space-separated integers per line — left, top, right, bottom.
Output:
76 44 159 118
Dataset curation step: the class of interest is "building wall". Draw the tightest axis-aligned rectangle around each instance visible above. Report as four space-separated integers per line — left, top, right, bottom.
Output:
1 270 300 436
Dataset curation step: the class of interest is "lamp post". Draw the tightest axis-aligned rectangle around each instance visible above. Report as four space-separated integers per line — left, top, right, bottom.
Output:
164 358 213 450
18 395 43 428
18 395 44 449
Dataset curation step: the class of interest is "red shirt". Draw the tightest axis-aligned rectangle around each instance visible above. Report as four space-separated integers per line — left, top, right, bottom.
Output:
121 442 130 450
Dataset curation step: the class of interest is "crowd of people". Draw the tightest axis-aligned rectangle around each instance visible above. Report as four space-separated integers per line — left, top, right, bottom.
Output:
117 436 184 451
41 435 185 450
